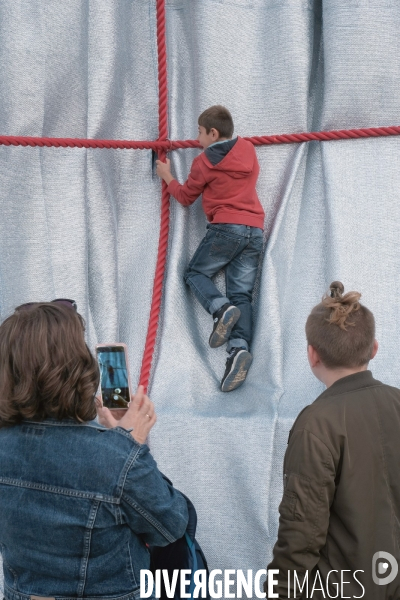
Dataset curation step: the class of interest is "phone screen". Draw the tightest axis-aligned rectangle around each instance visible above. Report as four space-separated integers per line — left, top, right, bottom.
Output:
96 345 130 409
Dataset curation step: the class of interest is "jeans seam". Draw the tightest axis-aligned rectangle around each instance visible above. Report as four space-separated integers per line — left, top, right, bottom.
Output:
186 278 213 312
77 499 100 596
121 493 177 543
127 540 138 587
3 584 143 600
208 224 254 238
209 297 229 315
0 478 118 503
209 234 242 261
117 445 142 498
210 230 244 243
1 543 18 586
186 234 210 270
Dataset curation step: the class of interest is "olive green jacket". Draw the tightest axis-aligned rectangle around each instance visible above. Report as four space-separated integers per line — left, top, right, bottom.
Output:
267 370 400 599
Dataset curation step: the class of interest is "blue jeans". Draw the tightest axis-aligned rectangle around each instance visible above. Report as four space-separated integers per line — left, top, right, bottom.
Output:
184 223 263 352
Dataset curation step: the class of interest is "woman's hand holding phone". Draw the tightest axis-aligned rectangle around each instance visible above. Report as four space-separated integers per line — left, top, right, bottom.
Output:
96 385 156 444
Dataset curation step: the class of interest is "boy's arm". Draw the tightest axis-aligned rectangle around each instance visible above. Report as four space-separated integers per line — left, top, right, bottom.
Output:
156 157 206 206
156 158 175 186
265 428 336 599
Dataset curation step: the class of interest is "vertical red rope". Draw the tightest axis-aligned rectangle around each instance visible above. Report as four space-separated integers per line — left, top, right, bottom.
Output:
156 0 168 143
139 0 170 391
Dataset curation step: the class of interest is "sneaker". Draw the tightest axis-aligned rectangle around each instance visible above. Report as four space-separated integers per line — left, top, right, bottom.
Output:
220 348 253 392
209 303 241 348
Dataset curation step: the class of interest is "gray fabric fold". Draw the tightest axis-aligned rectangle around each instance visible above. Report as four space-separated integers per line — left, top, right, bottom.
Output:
1 1 400 596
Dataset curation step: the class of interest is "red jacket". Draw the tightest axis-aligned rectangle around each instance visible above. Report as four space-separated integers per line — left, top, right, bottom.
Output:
167 137 265 229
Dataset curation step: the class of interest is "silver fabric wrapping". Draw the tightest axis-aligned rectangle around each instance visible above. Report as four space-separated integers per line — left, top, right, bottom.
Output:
1 0 400 597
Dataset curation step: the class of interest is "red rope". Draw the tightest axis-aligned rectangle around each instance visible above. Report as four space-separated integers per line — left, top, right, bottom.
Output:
244 126 400 145
138 0 170 392
0 126 400 151
0 136 169 150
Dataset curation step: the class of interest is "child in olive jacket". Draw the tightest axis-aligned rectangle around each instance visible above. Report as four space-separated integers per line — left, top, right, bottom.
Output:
265 281 400 599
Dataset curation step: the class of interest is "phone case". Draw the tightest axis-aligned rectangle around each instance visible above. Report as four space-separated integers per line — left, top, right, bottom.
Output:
95 343 132 410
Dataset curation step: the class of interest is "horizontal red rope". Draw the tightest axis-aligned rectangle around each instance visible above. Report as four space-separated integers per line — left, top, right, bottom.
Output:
244 126 400 145
0 126 399 151
0 136 175 150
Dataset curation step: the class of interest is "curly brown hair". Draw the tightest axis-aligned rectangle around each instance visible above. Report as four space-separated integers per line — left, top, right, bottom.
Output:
0 303 99 427
306 281 375 368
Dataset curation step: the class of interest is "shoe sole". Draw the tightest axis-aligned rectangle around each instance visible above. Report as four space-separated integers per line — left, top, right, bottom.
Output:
209 306 241 348
221 351 253 392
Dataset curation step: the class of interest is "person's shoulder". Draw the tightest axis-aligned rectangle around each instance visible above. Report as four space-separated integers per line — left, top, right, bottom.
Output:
293 376 400 435
235 137 259 168
291 401 324 432
64 421 145 462
375 381 400 395
236 136 255 151
192 151 207 171
77 425 152 488
193 150 206 163
320 377 400 407
290 391 345 439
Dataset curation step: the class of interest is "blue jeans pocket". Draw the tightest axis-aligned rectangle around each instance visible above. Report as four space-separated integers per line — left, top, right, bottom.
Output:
239 236 263 268
209 232 241 262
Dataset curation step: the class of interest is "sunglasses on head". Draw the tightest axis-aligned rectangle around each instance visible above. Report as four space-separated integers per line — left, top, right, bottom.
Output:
16 298 78 312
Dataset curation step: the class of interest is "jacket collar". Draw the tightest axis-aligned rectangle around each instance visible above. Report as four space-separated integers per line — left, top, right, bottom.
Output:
317 370 382 400
204 136 238 166
22 417 106 430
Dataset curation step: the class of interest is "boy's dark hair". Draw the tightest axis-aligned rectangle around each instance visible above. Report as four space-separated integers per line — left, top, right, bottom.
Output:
198 105 234 138
306 281 375 368
0 303 99 427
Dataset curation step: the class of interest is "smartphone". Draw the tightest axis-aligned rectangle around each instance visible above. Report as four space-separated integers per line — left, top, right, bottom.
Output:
95 343 132 410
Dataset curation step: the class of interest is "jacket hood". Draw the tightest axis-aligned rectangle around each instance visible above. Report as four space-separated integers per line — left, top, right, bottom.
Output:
203 137 255 178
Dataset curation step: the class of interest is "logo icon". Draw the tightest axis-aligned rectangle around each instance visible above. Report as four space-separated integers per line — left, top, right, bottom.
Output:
372 551 398 585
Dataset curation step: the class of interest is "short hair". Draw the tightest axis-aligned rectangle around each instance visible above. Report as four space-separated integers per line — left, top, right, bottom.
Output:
198 105 234 138
305 281 375 368
0 303 99 427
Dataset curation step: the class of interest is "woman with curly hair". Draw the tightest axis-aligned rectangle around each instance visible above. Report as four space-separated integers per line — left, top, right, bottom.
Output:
0 300 188 600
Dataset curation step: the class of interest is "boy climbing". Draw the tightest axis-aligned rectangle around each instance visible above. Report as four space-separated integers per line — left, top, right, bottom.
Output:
156 105 264 392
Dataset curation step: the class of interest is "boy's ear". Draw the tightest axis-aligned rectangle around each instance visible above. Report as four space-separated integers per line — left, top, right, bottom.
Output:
307 345 321 369
210 127 220 140
371 339 378 359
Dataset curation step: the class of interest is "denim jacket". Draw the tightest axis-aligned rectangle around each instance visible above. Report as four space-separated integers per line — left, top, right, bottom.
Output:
0 419 189 600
